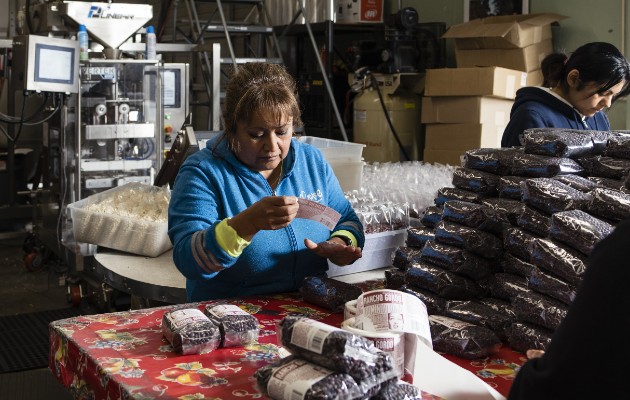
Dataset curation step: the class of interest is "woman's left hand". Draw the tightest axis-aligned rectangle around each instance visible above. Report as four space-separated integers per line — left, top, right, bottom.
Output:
304 238 362 266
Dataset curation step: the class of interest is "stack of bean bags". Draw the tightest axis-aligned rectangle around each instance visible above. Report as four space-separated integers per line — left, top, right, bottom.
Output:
387 128 628 357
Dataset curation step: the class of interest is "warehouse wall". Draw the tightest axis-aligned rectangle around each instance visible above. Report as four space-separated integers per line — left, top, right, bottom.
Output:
0 0 9 37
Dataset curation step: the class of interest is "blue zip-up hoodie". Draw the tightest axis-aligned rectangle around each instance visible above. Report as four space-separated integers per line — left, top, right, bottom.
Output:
168 136 365 301
501 87 611 148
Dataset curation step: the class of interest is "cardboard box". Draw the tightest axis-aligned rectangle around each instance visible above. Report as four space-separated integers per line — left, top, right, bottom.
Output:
423 149 465 166
526 69 544 87
336 0 384 23
442 13 566 49
424 67 527 99
424 123 504 150
455 39 553 72
421 96 513 124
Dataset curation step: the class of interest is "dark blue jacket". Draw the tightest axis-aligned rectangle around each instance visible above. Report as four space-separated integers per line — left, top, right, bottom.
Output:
501 87 611 147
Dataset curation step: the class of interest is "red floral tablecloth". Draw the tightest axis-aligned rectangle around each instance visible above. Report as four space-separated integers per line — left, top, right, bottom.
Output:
49 292 524 399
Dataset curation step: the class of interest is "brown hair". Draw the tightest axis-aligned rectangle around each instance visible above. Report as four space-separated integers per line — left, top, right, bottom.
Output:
222 63 303 140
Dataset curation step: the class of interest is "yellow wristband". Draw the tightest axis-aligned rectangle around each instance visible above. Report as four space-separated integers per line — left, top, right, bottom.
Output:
216 218 251 257
331 230 357 247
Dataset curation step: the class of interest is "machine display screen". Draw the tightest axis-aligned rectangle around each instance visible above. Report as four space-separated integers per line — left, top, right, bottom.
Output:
163 69 181 108
34 43 75 84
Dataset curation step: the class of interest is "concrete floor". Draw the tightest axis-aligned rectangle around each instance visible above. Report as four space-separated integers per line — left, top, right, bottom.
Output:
0 232 70 317
0 230 74 400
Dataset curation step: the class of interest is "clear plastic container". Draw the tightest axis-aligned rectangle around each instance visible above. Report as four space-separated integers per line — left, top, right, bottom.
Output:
78 24 89 60
297 136 365 162
145 25 156 60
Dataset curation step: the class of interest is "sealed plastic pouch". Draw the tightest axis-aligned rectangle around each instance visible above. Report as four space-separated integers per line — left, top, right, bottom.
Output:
204 303 259 347
162 307 221 355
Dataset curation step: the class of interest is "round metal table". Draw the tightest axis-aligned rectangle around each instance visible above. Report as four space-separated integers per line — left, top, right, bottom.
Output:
93 248 388 305
94 249 187 304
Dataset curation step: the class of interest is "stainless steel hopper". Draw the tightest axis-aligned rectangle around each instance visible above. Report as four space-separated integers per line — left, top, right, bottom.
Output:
61 1 152 50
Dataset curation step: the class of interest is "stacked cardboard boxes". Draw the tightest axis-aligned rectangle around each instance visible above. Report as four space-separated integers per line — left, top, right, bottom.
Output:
442 13 566 86
420 13 567 166
422 66 527 165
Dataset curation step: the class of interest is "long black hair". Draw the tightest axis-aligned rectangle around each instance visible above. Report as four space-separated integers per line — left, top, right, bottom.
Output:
542 42 630 101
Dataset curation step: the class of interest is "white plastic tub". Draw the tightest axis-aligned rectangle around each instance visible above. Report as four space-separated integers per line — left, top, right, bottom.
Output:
67 183 172 257
327 229 407 277
297 135 365 162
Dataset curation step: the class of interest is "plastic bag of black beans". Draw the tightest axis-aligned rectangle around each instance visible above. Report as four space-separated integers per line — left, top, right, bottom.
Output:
498 176 527 200
399 284 447 315
516 205 551 237
512 292 568 331
451 167 500 195
392 247 423 270
530 238 587 286
254 356 364 400
445 300 513 340
384 269 406 290
518 127 559 146
406 226 435 248
523 129 594 158
503 228 537 262
420 240 494 281
588 176 626 192
587 187 630 222
511 153 584 177
507 322 553 354
577 155 630 179
478 297 518 323
162 308 221 355
441 200 505 236
481 197 526 226
553 174 598 192
433 220 503 259
429 315 502 359
277 316 397 392
549 209 614 255
370 381 421 400
420 206 442 228
588 129 614 152
501 253 539 278
434 187 488 207
605 134 630 159
528 268 577 306
405 261 486 300
463 147 522 176
521 178 592 215
300 276 363 313
203 304 259 348
477 273 530 302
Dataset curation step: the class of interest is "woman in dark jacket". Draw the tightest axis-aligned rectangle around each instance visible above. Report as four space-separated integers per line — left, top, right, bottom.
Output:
508 218 630 399
501 42 630 147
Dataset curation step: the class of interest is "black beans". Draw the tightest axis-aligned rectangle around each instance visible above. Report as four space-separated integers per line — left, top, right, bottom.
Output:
429 315 502 359
204 304 259 348
162 308 221 355
300 276 363 313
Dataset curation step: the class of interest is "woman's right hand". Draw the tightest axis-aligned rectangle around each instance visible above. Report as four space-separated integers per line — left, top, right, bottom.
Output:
228 196 299 241
526 349 545 360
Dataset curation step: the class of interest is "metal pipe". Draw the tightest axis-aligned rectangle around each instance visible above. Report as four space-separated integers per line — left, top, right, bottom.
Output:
298 1 348 141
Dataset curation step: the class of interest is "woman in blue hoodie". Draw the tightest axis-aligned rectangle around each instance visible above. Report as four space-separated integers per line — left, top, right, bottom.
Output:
168 63 365 301
501 42 630 147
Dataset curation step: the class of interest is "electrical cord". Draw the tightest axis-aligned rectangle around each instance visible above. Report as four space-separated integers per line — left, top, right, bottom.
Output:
0 92 51 124
368 72 411 161
0 92 60 144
